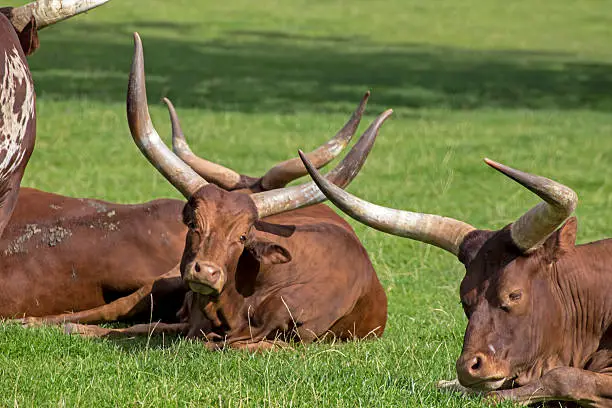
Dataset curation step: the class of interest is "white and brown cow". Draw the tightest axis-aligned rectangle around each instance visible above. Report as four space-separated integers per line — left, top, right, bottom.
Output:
0 0 110 237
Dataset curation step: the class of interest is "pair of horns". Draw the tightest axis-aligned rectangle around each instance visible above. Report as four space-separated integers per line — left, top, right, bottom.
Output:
127 33 391 219
166 92 369 191
7 0 110 32
301 154 577 255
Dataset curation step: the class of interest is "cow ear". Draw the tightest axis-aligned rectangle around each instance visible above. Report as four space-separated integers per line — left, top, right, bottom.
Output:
254 220 296 237
458 229 495 266
544 216 577 261
17 17 39 56
246 238 292 265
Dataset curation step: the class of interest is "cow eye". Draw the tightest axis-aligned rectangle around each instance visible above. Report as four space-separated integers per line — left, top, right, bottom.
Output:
186 220 197 230
509 291 522 302
239 235 247 243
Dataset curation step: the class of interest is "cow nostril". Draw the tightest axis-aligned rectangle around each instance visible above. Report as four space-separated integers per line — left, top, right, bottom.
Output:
194 263 201 273
470 356 482 372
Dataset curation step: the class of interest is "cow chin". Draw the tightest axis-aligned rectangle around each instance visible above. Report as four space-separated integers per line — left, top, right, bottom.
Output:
187 281 218 296
465 378 507 392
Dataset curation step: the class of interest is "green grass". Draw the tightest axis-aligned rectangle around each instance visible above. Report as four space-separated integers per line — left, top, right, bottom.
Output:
1 0 611 406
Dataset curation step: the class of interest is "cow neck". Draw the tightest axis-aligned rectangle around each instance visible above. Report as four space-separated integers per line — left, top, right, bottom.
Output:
551 244 612 368
206 249 265 333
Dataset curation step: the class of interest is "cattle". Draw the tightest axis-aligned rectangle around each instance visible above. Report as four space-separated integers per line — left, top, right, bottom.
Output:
8 89 369 322
300 152 612 406
0 0 111 238
57 33 389 350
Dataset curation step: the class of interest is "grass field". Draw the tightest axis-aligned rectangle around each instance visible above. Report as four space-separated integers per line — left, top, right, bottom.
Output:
1 0 611 406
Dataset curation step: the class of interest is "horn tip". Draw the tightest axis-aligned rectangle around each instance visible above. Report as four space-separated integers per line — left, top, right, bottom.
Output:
375 109 393 125
298 149 314 171
484 158 517 178
484 157 503 170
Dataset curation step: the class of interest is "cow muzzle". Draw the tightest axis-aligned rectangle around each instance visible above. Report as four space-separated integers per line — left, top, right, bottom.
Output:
455 352 509 391
183 261 226 295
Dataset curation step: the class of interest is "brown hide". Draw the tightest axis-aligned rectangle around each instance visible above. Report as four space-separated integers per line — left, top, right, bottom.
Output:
455 218 612 405
11 187 134 221
0 13 36 239
179 184 387 344
0 189 187 319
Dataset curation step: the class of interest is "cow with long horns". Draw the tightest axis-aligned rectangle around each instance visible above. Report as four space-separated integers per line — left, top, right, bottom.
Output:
11 91 371 322
4 3 371 321
58 33 389 349
301 154 612 406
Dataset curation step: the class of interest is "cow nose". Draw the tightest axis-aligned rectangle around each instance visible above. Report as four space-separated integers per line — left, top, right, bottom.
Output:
469 354 483 373
456 352 488 384
194 262 221 283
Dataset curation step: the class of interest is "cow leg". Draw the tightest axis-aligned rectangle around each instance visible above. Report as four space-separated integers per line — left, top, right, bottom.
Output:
63 322 190 338
21 266 181 325
218 294 351 347
436 378 477 395
223 339 292 352
489 367 612 407
202 331 292 352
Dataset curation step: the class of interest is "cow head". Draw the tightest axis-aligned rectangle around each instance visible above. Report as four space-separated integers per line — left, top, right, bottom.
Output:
178 185 296 295
1 0 111 55
126 33 391 296
300 152 578 390
455 216 579 390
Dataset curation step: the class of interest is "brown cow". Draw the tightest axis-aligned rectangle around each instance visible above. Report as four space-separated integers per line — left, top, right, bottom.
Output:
58 33 389 349
301 154 612 406
8 90 369 321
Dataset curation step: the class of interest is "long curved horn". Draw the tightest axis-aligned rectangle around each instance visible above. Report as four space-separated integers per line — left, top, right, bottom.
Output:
127 32 207 198
165 98 243 190
299 153 476 256
168 93 369 191
258 92 369 190
484 158 577 253
9 0 111 32
250 109 393 219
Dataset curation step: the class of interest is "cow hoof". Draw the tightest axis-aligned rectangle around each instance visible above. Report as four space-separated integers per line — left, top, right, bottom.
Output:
437 378 463 391
62 323 107 337
18 317 43 328
63 323 78 335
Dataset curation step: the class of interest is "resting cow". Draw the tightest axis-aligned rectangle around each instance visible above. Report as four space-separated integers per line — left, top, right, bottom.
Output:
59 33 389 350
302 154 612 406
0 0 182 320
10 90 369 321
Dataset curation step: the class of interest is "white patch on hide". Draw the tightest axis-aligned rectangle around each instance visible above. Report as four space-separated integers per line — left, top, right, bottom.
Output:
0 46 34 185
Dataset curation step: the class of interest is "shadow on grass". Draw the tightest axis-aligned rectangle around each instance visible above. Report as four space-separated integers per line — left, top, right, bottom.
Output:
99 331 184 353
29 21 612 113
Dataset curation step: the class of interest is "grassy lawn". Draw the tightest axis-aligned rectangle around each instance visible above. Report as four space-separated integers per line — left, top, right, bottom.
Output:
1 0 611 406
